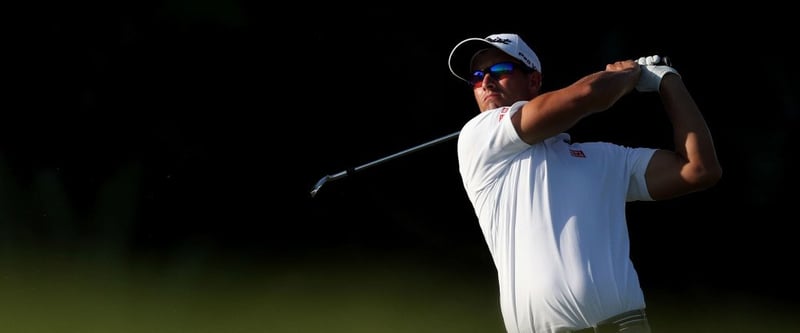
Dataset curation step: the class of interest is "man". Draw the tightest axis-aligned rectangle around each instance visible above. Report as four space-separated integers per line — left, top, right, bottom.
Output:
447 33 722 332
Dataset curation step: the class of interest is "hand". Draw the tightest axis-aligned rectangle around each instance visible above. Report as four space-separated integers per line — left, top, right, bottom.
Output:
635 55 680 92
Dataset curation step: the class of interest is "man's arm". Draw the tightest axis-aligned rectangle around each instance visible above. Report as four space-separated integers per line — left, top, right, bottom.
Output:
511 60 640 145
645 74 723 200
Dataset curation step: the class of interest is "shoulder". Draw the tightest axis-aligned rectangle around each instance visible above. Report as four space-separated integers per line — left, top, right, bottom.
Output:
463 106 510 131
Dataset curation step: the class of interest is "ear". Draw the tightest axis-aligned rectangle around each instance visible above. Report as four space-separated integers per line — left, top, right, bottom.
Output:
529 71 542 93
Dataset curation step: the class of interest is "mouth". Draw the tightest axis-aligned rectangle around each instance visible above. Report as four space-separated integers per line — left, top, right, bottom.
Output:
483 93 501 103
480 94 504 111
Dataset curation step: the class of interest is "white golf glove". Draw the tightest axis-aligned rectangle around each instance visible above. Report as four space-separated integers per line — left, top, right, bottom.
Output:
635 55 680 92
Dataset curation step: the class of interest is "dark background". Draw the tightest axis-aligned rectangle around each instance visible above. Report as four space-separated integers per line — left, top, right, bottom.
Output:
4 3 799 332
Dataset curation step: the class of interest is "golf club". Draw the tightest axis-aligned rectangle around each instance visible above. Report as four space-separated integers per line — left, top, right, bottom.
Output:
310 131 460 198
310 56 673 198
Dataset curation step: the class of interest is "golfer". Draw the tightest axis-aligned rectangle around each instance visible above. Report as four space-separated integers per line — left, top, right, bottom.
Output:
448 33 722 332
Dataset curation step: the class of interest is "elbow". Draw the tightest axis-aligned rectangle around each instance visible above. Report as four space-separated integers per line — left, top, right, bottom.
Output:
688 163 723 191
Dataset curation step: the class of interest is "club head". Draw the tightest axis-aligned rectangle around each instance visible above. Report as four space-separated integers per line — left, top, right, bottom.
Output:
310 175 329 198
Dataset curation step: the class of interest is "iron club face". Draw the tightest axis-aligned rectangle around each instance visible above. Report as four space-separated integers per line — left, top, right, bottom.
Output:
310 175 329 198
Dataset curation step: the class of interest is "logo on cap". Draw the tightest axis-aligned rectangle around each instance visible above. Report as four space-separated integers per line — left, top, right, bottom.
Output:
486 36 512 45
486 36 533 69
517 52 533 68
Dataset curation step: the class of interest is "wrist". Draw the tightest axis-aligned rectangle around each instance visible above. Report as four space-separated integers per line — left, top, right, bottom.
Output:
636 65 680 93
657 73 683 92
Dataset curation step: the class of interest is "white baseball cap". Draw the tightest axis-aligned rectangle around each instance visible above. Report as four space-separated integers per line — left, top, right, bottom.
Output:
448 33 541 83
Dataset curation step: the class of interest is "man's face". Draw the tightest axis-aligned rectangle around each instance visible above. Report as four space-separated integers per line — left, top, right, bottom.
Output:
470 48 537 112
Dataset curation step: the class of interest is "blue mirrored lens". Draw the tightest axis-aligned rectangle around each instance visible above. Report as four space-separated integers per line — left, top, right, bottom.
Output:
470 62 517 86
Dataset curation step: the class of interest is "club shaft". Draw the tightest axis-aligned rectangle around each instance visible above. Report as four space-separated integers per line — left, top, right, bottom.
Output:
354 131 460 172
310 131 460 197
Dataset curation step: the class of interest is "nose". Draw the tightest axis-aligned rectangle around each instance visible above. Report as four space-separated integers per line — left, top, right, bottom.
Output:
480 73 497 89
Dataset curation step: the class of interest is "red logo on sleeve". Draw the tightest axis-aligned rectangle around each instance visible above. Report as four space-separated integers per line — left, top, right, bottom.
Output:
569 149 586 158
498 107 509 121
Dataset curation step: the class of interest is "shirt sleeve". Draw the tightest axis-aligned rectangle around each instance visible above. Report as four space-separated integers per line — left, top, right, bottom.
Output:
457 101 531 197
626 147 657 202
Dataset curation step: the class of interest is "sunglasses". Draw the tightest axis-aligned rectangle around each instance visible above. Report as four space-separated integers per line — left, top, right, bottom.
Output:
469 62 529 88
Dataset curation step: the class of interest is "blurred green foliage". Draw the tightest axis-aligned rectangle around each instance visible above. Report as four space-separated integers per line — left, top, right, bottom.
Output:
1 249 797 333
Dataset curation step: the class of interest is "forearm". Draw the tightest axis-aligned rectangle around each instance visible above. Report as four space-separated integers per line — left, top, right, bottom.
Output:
517 67 639 144
659 74 722 185
572 67 639 111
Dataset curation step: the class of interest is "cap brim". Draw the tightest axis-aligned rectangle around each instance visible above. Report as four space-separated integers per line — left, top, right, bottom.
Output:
448 38 496 83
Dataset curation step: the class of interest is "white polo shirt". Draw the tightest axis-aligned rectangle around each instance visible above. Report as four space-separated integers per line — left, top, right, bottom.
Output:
457 101 656 332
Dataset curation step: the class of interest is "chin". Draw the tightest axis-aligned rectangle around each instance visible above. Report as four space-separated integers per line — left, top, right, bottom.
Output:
483 101 501 111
